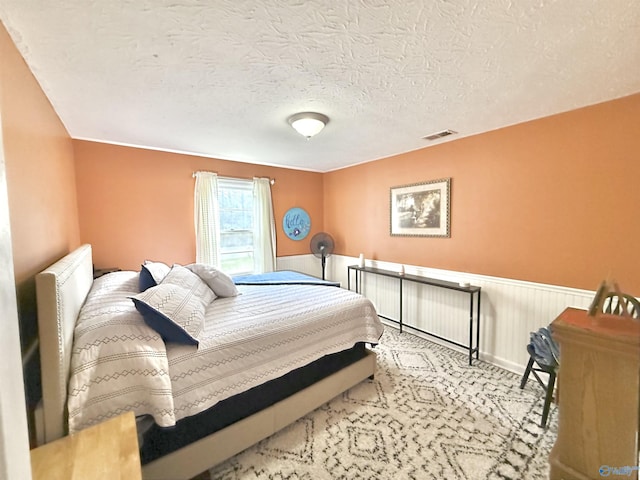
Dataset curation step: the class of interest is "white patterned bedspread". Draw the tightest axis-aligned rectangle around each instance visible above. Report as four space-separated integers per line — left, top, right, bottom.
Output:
67 271 383 433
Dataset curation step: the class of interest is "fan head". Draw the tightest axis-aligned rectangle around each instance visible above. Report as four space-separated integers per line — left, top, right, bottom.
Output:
310 232 335 258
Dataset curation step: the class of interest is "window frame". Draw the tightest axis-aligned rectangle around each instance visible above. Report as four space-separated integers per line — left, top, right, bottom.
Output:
217 177 255 275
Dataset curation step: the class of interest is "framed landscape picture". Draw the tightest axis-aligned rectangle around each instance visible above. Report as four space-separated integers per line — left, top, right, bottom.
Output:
390 178 451 237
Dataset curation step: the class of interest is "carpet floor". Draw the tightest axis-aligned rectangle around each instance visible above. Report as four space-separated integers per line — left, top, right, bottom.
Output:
206 326 557 479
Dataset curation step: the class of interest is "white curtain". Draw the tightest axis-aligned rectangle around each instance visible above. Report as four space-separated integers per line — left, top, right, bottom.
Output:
194 172 221 266
253 177 276 273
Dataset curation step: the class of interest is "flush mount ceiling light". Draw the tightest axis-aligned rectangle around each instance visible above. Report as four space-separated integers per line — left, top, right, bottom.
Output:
288 112 329 139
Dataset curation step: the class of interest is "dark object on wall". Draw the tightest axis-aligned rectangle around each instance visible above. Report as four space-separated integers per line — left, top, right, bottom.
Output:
390 178 451 237
310 232 335 280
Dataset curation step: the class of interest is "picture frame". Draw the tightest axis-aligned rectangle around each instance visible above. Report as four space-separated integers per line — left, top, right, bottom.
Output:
390 178 451 237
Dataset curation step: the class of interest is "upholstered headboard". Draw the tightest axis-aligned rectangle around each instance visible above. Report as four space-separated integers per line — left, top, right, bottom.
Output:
35 244 94 443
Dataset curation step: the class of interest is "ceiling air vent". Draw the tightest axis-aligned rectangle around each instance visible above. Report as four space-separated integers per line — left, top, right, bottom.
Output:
422 129 457 141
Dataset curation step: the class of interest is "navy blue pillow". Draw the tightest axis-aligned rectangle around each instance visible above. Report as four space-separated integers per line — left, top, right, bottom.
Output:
131 295 200 346
139 261 171 292
139 264 156 292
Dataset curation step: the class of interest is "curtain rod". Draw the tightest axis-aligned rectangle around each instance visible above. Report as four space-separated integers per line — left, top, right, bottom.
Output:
192 171 275 185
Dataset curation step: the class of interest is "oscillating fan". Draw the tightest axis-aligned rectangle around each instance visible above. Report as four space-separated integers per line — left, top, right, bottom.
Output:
310 232 335 280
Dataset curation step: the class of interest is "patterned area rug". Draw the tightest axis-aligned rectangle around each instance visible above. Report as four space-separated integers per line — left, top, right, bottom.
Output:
208 327 557 479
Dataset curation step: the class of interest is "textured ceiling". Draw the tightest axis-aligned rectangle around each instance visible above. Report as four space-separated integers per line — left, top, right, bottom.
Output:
1 1 639 172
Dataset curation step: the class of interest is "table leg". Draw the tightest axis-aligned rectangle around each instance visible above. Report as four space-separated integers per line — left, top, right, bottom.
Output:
399 278 403 334
468 293 473 365
476 291 481 361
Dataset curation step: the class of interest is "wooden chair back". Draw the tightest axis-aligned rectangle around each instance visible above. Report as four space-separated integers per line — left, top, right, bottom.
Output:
603 292 640 318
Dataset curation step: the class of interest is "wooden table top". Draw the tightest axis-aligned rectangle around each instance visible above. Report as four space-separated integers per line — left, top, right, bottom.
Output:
30 411 141 480
552 306 640 347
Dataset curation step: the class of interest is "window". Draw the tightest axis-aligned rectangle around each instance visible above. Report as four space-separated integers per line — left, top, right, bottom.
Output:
194 172 275 274
217 178 254 275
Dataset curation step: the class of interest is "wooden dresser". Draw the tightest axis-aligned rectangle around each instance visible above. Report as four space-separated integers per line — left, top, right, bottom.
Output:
30 411 142 480
549 307 640 480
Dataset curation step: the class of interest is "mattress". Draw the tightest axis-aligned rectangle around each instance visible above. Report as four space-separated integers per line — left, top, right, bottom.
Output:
67 270 383 434
139 342 368 463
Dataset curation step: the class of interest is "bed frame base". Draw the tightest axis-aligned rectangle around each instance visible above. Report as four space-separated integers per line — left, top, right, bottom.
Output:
142 349 376 480
35 244 378 480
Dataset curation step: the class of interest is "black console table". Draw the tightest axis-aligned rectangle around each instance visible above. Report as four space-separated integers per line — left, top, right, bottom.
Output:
347 265 481 365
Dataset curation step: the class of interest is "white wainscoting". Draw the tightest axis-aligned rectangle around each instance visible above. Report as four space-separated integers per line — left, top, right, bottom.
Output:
276 253 595 374
277 254 326 279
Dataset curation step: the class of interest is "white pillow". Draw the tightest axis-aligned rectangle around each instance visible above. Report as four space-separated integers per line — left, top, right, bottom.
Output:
185 263 240 297
131 264 216 345
164 264 217 302
131 284 205 345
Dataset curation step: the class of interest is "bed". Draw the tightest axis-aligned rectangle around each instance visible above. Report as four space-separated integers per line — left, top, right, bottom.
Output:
35 245 382 480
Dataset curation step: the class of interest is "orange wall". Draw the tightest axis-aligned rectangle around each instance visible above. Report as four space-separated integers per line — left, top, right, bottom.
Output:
1 21 80 439
325 93 640 294
1 23 80 282
75 95 640 294
73 141 324 270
